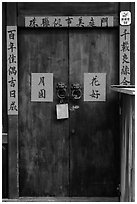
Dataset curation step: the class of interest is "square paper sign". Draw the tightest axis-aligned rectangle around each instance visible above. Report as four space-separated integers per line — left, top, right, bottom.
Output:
56 104 69 119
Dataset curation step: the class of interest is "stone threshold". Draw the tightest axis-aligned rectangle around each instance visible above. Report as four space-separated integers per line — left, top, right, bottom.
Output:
2 197 119 202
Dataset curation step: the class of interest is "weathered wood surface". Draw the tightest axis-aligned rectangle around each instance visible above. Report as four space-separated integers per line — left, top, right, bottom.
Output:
8 116 19 197
6 2 19 199
17 2 119 27
2 133 8 144
2 3 7 133
18 29 69 196
2 144 8 198
69 28 120 196
18 28 120 197
2 2 135 199
119 2 135 202
18 2 119 15
130 3 135 85
6 2 17 26
131 96 135 201
120 94 135 201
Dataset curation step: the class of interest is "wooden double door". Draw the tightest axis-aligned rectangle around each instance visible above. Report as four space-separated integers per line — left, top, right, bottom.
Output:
19 28 120 197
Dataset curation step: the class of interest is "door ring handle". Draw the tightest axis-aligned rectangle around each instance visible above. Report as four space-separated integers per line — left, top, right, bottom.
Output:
71 83 82 100
71 89 82 100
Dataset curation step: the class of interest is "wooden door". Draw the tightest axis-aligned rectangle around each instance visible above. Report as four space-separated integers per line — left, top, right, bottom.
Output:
19 27 120 197
18 29 69 196
69 28 120 196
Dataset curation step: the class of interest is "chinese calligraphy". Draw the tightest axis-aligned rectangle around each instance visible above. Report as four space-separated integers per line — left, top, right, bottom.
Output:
8 30 16 40
87 17 95 27
8 101 18 111
41 17 50 27
8 42 16 52
65 17 73 27
38 77 46 98
38 77 45 86
120 28 130 40
7 26 18 115
10 90 16 98
53 18 62 27
39 89 46 98
90 90 100 99
121 41 130 52
8 54 16 64
8 77 16 87
8 66 17 75
25 16 114 27
90 75 100 86
76 16 85 27
28 17 38 27
101 17 108 27
84 73 106 101
31 73 53 102
120 26 130 85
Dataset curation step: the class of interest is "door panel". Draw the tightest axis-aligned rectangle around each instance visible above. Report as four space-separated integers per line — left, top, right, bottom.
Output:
18 28 120 197
69 28 120 196
18 29 69 196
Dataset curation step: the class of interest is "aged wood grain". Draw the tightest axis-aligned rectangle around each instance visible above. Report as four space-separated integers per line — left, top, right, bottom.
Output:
2 3 7 133
120 94 135 201
6 2 19 199
6 2 17 26
8 116 19 197
17 3 119 27
130 3 135 85
131 96 135 201
119 2 135 201
69 28 120 196
18 29 69 196
18 2 119 16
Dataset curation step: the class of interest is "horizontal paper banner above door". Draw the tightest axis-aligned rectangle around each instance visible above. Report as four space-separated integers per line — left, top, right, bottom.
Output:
25 16 114 27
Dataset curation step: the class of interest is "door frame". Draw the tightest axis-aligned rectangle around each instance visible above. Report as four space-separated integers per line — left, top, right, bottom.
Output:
4 2 134 198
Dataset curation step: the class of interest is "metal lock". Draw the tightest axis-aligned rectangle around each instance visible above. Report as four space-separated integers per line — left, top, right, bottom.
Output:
71 83 82 100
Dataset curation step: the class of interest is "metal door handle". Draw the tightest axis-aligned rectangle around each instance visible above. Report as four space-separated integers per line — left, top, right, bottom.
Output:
71 83 82 100
56 82 67 99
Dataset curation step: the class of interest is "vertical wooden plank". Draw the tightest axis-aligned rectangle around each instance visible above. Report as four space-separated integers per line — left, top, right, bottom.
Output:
2 2 8 133
120 94 135 202
6 2 19 198
8 116 18 197
119 2 131 202
131 96 135 201
18 29 69 196
122 95 129 202
69 28 119 196
2 5 8 199
128 97 132 201
7 3 17 26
